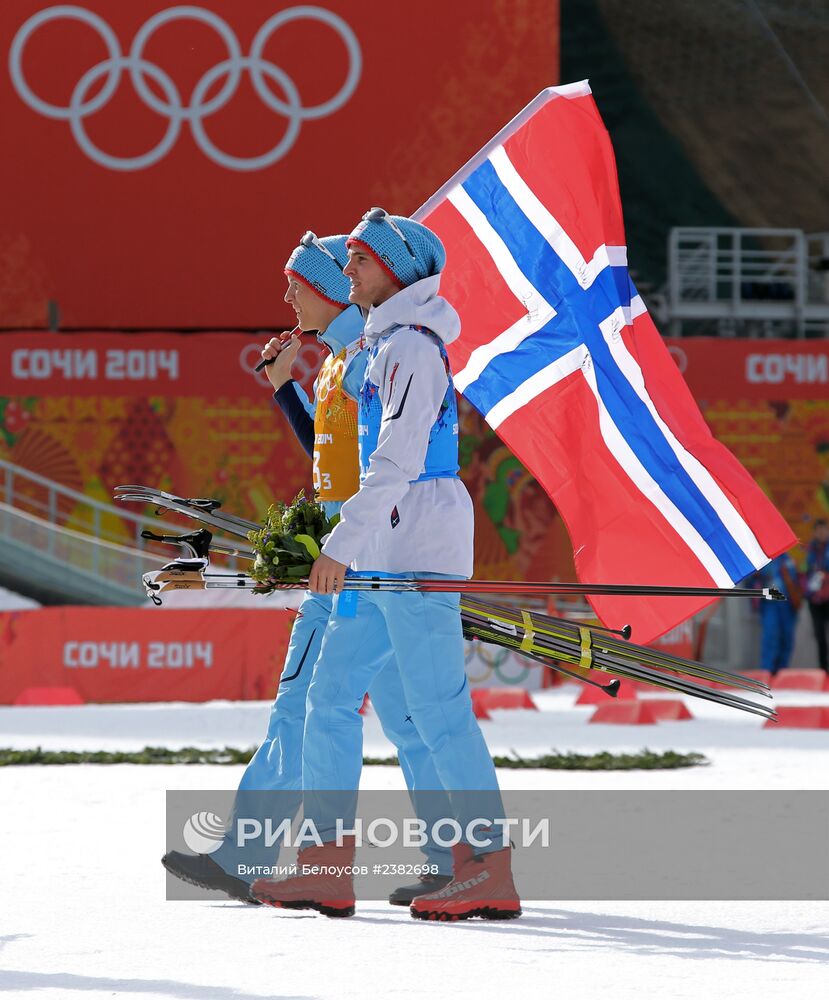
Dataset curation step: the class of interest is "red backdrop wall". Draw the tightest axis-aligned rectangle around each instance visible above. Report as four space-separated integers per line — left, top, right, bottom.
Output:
0 0 559 329
0 606 295 704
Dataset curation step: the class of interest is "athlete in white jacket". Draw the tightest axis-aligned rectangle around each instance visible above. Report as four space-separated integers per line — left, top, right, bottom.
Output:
319 272 474 577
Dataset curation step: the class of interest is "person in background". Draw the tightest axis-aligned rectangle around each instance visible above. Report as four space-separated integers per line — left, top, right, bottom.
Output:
804 519 829 673
754 552 801 676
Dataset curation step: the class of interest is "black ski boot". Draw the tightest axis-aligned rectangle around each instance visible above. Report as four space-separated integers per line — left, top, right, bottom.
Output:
161 851 260 904
388 872 453 906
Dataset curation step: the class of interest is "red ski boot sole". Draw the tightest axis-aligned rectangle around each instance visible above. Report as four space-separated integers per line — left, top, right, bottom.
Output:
255 892 355 918
410 902 521 922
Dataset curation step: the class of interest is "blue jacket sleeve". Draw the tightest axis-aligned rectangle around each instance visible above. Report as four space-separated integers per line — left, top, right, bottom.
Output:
273 381 314 458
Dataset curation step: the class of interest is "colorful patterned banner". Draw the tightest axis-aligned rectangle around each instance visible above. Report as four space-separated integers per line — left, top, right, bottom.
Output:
672 339 829 544
0 335 825 579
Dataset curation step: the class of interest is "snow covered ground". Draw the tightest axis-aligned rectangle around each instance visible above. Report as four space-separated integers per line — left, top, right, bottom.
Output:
1 685 828 999
0 585 39 610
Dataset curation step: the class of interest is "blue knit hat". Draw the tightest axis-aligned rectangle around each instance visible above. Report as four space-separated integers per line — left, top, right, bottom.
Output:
346 209 446 287
284 234 350 307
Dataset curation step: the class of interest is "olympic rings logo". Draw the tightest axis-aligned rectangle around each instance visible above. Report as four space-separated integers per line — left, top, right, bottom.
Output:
464 643 532 686
9 4 362 171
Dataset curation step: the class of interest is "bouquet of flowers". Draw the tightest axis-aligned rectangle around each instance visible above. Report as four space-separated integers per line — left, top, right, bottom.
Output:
247 492 339 592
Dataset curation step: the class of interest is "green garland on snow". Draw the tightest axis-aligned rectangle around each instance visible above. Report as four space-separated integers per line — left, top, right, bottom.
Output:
0 747 708 769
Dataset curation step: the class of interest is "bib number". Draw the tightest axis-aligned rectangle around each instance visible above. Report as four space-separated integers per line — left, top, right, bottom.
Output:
312 451 332 493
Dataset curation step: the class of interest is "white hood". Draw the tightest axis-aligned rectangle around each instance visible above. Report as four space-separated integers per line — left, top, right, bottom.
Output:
363 274 460 347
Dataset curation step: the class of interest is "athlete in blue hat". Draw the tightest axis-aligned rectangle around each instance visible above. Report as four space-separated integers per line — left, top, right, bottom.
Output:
163 230 453 905
251 210 521 921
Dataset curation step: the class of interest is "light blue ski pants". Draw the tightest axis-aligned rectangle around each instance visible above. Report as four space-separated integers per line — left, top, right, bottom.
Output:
302 580 504 848
214 589 452 878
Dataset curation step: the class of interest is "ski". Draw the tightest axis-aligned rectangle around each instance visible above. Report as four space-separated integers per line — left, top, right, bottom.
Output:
114 485 260 538
459 598 770 695
140 527 256 561
460 601 774 716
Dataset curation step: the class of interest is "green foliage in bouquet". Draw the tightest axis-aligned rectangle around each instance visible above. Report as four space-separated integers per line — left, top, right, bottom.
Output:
247 492 339 593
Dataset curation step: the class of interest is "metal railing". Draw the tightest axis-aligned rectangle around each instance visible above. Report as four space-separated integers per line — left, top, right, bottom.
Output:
668 227 829 336
0 459 245 603
0 500 162 604
0 457 174 552
0 458 244 563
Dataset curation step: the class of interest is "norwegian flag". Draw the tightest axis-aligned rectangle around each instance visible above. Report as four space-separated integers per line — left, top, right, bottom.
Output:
415 81 795 642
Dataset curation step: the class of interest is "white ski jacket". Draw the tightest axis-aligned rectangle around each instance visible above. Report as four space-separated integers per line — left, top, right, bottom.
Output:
321 275 474 577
